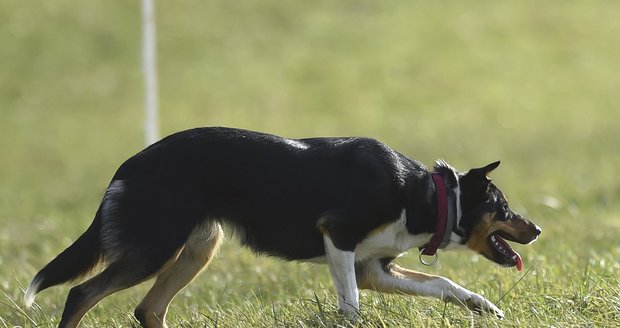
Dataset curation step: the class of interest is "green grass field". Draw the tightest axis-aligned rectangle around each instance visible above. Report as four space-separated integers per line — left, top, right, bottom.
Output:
1 1 619 327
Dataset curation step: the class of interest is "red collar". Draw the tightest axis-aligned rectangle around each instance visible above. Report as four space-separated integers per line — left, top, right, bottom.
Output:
420 173 449 256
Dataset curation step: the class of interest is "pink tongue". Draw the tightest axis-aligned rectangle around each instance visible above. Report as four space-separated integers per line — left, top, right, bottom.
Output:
515 253 523 271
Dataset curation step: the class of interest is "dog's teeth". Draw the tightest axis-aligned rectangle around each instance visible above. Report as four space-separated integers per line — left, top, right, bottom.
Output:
491 236 496 242
512 255 517 260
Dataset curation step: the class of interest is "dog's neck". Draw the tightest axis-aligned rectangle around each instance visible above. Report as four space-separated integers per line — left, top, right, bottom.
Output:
419 172 462 256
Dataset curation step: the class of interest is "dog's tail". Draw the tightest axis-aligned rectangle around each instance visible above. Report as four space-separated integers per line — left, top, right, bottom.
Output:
24 208 104 308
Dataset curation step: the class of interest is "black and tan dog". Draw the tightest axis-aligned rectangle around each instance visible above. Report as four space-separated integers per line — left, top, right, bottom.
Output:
25 127 541 328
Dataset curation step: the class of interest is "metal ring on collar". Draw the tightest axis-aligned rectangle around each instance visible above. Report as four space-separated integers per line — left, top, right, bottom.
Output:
419 249 438 266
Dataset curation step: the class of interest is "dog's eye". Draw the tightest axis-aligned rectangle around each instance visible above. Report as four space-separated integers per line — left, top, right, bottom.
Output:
500 206 514 221
495 212 508 221
495 205 512 220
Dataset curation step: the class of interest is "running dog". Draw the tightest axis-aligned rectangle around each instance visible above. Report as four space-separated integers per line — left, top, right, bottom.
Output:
25 127 541 328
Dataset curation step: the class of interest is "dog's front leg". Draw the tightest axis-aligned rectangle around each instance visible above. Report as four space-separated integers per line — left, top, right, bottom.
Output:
323 234 359 317
357 259 504 318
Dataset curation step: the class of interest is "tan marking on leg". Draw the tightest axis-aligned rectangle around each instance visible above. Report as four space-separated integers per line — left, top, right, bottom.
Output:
364 223 391 238
316 217 328 234
390 265 438 282
356 260 439 294
61 292 103 328
60 259 155 327
356 259 503 316
135 222 223 328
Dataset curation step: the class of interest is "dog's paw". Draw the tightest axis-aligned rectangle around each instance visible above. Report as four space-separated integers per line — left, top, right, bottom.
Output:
465 294 505 319
436 278 504 319
336 306 361 323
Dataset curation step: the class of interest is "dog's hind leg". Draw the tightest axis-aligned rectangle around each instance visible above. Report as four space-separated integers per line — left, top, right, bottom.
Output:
57 256 161 328
134 222 223 328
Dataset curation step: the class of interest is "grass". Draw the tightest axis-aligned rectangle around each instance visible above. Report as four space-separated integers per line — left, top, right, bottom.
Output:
1 0 619 327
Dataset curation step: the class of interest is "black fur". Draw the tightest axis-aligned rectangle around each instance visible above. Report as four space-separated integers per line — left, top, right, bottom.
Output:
29 127 449 291
30 209 104 293
106 127 435 259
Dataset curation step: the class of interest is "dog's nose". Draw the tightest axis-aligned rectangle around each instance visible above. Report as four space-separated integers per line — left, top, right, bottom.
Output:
534 225 542 236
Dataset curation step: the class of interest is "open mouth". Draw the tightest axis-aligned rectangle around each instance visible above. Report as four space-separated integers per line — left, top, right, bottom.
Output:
489 233 523 271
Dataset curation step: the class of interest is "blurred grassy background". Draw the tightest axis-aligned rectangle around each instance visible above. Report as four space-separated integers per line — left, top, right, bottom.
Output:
1 0 619 327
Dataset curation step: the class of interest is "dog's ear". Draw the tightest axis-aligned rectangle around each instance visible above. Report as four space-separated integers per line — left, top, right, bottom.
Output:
459 162 501 225
461 161 500 195
467 161 500 179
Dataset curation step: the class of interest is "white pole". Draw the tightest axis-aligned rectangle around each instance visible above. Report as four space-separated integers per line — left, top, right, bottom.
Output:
142 0 159 145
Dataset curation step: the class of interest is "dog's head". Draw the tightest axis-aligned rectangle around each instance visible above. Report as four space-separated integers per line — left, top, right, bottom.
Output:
458 161 541 270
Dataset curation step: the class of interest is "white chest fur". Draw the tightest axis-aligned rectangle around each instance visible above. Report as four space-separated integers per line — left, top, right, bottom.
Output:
302 209 434 264
354 209 432 261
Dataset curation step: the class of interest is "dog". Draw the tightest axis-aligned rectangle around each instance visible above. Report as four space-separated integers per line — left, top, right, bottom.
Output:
24 127 541 328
